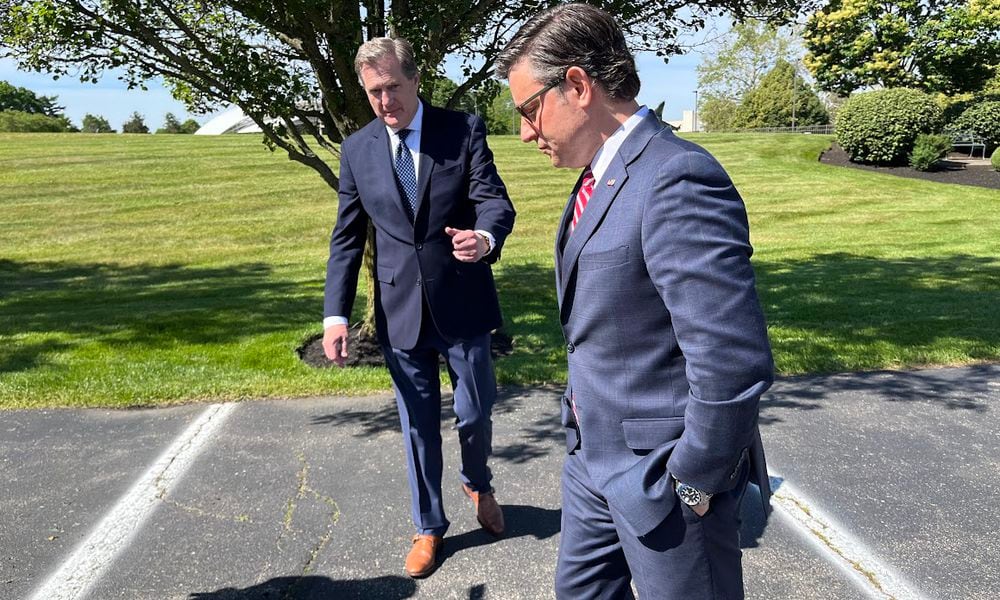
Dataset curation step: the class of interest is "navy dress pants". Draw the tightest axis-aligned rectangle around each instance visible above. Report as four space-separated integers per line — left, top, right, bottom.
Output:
381 324 496 537
556 451 749 600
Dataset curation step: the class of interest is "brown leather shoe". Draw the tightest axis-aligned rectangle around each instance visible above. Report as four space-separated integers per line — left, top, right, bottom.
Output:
462 484 505 537
405 534 444 578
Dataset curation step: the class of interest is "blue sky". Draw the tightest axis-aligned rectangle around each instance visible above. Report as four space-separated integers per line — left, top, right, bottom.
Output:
0 32 712 130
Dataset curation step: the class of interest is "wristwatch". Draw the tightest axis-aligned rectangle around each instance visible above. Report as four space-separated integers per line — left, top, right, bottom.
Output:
477 232 492 256
675 480 713 506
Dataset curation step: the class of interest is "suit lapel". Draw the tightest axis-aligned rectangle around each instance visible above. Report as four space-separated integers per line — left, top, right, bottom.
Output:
556 112 665 311
558 156 629 307
413 105 438 220
368 124 413 227
554 170 586 304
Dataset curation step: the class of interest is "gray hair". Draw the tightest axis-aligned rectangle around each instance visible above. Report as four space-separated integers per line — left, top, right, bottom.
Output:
495 3 640 102
354 37 418 81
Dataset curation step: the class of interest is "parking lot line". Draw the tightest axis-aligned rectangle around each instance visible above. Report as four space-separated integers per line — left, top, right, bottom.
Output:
28 402 237 600
769 473 925 600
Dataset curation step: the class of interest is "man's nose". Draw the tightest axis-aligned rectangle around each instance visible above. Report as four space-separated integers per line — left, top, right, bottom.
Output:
379 90 394 105
519 119 537 143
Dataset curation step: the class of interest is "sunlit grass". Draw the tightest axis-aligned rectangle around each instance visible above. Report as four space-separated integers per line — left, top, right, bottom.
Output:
2 132 998 407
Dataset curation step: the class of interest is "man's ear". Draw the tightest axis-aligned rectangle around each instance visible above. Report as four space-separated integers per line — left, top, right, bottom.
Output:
565 66 593 108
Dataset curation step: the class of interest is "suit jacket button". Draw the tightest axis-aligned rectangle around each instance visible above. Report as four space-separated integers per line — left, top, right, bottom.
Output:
566 342 575 353
416 243 423 251
416 278 422 287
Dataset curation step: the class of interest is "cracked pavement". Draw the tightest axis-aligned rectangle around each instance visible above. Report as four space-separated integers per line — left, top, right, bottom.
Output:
2 364 998 599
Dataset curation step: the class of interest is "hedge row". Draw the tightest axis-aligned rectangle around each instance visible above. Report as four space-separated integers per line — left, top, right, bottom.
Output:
835 90 1000 166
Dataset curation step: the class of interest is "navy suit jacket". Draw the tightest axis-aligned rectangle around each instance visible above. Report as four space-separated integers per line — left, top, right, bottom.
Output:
556 112 774 538
325 104 515 350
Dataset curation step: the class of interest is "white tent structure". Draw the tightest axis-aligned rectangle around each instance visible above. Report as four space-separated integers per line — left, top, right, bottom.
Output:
194 106 263 135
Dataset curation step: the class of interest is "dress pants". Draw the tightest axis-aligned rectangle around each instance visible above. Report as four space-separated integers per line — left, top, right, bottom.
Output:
555 451 749 600
381 320 496 537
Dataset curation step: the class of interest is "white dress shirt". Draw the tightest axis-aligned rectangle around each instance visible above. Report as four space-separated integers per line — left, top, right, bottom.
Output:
588 105 650 183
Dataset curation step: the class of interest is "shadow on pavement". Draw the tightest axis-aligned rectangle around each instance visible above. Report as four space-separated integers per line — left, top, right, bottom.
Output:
310 388 564 467
440 504 561 562
759 362 995 424
188 575 416 599
739 482 774 549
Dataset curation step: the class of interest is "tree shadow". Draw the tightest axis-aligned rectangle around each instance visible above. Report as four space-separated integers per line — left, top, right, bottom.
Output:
755 253 1000 376
490 388 563 465
0 258 322 374
493 253 1000 390
759 362 996 425
187 575 416 599
492 261 565 383
310 387 564 466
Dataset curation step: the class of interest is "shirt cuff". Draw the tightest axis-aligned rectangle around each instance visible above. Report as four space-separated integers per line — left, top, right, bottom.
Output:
323 316 349 329
475 230 496 256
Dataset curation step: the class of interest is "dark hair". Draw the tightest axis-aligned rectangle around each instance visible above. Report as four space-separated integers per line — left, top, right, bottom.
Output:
495 3 640 102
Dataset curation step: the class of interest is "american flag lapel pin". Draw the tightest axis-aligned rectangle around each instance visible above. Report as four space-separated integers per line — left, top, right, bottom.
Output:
606 178 616 186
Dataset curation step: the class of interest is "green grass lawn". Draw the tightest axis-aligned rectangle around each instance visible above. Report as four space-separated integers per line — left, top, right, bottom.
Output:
1 132 998 408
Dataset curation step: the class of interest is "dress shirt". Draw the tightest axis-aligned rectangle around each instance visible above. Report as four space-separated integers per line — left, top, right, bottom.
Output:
588 105 650 183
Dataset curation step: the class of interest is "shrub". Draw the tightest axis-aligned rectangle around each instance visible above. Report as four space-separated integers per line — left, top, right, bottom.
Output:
950 101 1000 148
835 88 943 165
992 148 1000 172
909 134 952 171
0 109 74 132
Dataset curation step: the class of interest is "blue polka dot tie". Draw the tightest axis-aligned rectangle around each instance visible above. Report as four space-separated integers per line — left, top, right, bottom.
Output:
395 129 418 220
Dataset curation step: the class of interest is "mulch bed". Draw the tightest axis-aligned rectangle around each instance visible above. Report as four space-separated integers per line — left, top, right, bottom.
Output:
819 142 999 190
297 324 514 368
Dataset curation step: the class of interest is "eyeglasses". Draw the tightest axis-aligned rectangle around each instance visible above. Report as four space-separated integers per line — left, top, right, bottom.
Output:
515 78 563 123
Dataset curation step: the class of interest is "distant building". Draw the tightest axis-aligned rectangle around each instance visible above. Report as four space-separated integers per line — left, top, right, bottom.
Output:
194 106 262 135
665 110 698 133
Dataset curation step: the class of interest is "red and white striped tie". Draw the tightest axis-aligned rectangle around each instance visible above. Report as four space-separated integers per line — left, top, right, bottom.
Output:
571 167 596 232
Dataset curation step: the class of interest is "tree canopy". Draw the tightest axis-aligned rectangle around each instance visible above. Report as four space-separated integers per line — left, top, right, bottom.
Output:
81 113 114 133
734 58 828 127
804 0 1000 96
0 80 64 116
1 0 814 192
696 20 797 103
155 111 199 133
122 111 149 133
695 20 806 130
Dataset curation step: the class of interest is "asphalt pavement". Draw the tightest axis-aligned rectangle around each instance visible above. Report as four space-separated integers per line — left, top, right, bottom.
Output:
2 364 998 599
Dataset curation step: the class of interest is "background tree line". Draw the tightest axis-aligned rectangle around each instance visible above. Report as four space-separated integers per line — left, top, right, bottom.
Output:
697 0 998 133
0 82 202 133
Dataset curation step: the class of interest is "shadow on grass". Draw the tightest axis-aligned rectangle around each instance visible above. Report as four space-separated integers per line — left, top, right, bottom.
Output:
495 252 999 383
0 259 321 373
4 252 997 390
188 575 416 599
493 261 564 383
755 252 999 366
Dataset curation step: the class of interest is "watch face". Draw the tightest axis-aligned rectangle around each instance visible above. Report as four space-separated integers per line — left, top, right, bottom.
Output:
677 484 702 506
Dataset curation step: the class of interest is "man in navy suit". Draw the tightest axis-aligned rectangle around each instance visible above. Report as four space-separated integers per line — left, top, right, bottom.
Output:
497 5 773 598
323 37 515 578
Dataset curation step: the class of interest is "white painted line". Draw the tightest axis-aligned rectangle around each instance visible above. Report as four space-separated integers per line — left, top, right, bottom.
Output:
768 473 925 600
29 402 237 600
